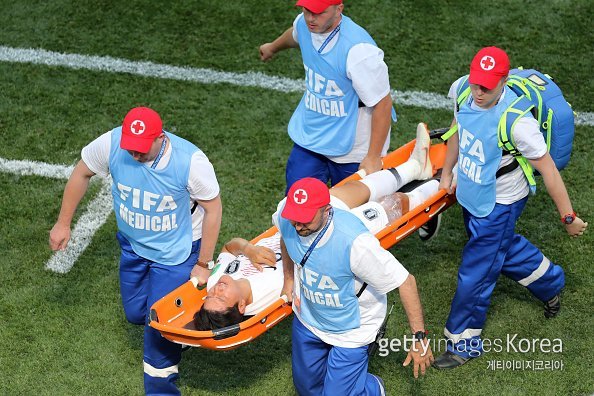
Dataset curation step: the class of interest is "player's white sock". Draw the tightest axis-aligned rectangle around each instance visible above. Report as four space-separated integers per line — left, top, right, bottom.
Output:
392 160 419 186
359 169 403 202
405 179 439 209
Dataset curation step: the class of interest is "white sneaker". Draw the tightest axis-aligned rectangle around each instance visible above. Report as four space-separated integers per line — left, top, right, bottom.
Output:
410 123 432 180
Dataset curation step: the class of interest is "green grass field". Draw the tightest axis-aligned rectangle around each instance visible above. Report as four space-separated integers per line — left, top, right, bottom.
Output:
0 1 592 395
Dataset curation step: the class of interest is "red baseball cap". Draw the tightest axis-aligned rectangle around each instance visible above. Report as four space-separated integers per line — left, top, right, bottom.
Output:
282 177 330 223
469 46 510 90
120 107 163 153
296 0 342 14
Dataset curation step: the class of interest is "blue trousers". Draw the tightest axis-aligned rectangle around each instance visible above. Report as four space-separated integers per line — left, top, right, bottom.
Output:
445 198 565 358
292 317 382 396
286 144 359 192
117 232 200 396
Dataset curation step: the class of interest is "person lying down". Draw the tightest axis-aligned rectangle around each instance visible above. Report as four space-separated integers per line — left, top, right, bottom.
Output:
193 123 440 330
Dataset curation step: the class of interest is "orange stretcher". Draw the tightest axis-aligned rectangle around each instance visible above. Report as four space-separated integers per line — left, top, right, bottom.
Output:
149 130 457 350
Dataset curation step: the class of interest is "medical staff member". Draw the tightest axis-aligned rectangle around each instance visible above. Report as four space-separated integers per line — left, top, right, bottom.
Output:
276 177 433 395
259 0 393 188
49 107 222 394
433 47 587 369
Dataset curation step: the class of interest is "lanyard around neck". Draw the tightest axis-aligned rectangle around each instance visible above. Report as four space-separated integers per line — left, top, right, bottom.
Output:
150 135 168 169
298 207 334 268
318 23 341 54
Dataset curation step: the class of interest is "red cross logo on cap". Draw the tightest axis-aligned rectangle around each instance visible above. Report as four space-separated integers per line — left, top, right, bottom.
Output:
130 120 146 135
293 189 308 205
480 56 496 71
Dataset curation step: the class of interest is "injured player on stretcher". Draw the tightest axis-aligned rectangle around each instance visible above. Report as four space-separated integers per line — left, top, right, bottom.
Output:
193 123 441 330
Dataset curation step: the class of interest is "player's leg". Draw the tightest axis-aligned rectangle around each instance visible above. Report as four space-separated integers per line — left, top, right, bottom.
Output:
347 179 438 232
332 122 433 207
330 179 373 208
143 239 201 395
404 179 439 211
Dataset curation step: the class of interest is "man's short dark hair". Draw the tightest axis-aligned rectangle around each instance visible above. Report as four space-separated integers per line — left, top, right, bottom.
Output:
193 303 244 331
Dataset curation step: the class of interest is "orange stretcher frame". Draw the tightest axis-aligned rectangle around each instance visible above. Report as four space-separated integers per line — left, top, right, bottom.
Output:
149 133 456 350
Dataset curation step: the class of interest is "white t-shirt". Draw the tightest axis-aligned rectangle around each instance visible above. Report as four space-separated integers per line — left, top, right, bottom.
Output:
272 197 409 347
449 77 547 204
293 14 391 163
81 130 220 241
207 234 284 316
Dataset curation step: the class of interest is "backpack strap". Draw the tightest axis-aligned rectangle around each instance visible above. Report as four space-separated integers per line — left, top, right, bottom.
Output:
356 282 368 298
497 96 537 194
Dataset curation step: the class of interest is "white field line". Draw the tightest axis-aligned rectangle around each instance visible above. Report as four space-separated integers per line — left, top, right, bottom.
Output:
0 158 74 179
45 180 113 274
1 44 593 273
1 45 593 127
0 157 112 273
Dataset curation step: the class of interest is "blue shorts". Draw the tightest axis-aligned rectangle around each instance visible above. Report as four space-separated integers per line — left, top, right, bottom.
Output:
286 144 359 192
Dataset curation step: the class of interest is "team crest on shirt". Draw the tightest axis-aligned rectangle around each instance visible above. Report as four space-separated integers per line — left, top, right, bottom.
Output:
363 208 379 221
224 260 240 274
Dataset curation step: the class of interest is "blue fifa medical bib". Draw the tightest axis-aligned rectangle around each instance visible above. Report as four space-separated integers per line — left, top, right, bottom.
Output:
279 208 368 333
456 87 519 217
109 127 197 265
288 15 376 156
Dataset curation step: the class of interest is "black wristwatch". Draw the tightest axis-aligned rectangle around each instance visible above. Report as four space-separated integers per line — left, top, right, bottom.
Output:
413 330 427 341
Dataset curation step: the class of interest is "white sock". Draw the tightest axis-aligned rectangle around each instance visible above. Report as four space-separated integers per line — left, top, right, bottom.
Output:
393 160 420 186
405 180 439 209
359 169 402 201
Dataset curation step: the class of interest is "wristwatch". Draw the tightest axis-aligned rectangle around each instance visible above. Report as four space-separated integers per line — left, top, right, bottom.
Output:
413 330 427 341
561 212 576 225
197 260 215 270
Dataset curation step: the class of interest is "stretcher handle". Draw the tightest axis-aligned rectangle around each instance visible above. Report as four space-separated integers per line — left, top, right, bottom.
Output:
238 296 291 330
429 127 450 140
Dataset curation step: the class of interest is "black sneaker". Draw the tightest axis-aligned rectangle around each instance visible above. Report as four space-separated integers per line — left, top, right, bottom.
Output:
432 351 472 369
544 294 561 318
418 214 442 241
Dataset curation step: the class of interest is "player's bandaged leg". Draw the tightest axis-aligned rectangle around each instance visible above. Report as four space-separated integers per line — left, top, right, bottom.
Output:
349 179 440 234
359 144 432 203
405 179 440 209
